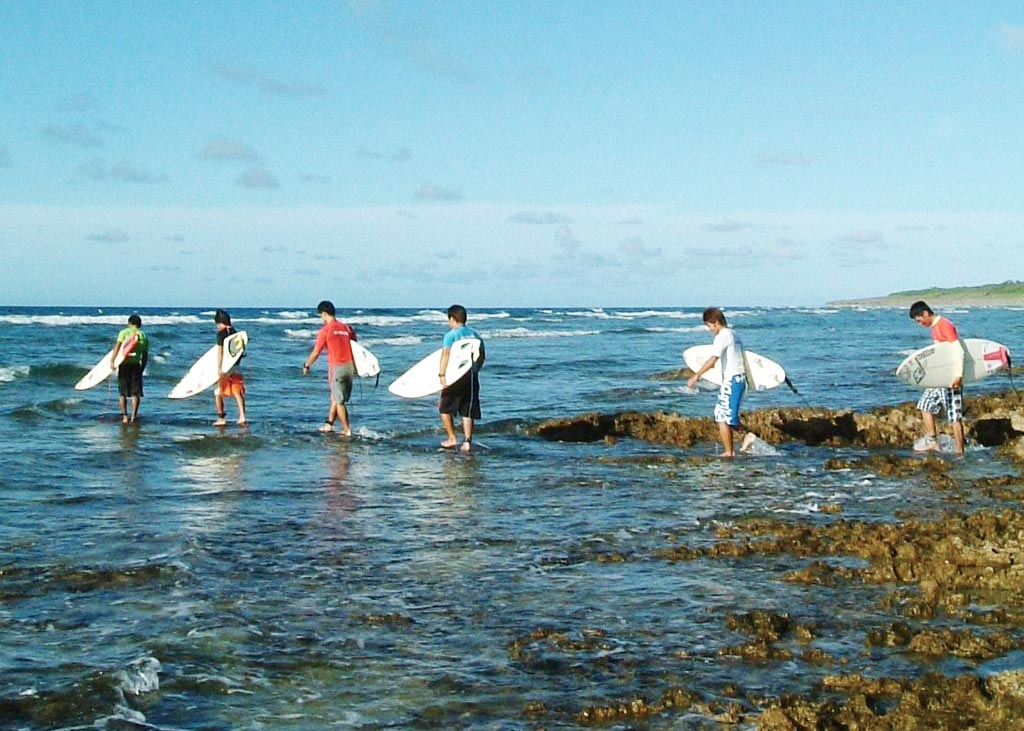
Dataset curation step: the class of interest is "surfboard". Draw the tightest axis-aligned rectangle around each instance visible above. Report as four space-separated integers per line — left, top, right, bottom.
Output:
895 338 1009 389
683 344 787 391
351 342 380 378
74 334 138 391
168 331 248 399
388 338 482 399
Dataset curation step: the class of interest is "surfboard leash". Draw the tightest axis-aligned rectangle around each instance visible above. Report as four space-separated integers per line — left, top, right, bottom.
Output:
784 376 814 408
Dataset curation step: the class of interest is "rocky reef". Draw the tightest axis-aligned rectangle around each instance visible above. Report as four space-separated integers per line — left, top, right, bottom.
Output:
520 387 1024 729
534 388 1024 457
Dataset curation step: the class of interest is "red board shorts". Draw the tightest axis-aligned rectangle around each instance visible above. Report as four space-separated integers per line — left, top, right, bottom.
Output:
216 372 245 398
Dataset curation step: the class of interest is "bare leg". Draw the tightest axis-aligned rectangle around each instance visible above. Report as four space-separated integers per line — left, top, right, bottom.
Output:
718 422 735 457
129 396 140 422
440 413 458 448
119 396 129 423
952 421 965 454
214 393 227 426
917 411 939 451
336 402 351 436
235 393 247 425
461 418 474 452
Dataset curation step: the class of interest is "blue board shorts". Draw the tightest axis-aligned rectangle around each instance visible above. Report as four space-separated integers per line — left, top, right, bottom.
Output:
714 374 746 428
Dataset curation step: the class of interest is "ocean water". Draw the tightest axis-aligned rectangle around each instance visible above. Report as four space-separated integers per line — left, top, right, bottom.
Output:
1 305 1023 730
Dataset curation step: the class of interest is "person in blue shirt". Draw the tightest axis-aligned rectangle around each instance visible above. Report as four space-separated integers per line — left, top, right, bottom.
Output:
438 304 485 453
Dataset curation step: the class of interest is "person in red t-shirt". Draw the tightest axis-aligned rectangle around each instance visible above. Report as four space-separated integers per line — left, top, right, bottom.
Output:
301 300 357 435
909 300 964 454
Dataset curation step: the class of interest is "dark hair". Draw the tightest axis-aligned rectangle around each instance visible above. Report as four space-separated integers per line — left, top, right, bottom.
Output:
447 304 467 324
908 301 933 319
317 300 336 316
702 307 727 326
128 314 142 327
214 309 231 325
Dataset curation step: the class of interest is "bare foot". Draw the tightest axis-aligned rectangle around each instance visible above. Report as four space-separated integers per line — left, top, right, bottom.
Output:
237 420 248 427
340 429 352 437
440 439 458 450
460 441 472 453
319 422 334 433
213 418 227 427
740 433 757 452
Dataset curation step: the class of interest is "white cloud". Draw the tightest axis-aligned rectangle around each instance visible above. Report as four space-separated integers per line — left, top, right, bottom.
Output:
215 65 327 97
199 137 261 162
75 159 168 184
619 236 662 259
704 218 757 233
237 167 280 189
87 228 130 243
416 183 462 201
1000 24 1024 53
357 145 412 162
42 123 103 148
507 210 574 225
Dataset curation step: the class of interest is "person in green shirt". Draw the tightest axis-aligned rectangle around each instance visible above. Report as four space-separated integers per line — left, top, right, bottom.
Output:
109 314 149 423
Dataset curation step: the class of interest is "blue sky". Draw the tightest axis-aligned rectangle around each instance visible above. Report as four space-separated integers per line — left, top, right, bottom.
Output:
2 1 1023 307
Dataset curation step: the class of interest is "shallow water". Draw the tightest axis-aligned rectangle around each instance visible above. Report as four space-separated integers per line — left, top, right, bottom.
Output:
1 306 1022 729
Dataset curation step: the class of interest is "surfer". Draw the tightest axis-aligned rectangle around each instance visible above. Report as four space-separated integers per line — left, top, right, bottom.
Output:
438 304 485 453
110 314 148 424
910 301 964 454
687 307 751 457
213 309 247 427
301 300 357 436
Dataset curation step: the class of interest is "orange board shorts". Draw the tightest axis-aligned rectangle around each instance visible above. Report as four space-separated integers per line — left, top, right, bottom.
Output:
216 372 245 397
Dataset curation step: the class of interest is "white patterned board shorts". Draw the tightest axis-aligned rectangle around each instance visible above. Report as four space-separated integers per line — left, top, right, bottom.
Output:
714 374 746 427
916 386 963 423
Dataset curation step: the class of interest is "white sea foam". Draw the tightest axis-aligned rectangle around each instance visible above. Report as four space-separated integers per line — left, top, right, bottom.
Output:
276 310 309 319
484 327 600 339
116 656 161 695
0 314 205 327
361 335 423 347
284 328 318 340
645 325 707 333
0 365 30 383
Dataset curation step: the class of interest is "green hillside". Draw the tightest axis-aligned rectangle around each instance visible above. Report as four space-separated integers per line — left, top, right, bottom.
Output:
829 281 1024 307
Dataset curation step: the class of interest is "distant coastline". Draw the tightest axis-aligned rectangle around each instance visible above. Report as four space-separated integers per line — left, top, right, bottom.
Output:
828 281 1024 308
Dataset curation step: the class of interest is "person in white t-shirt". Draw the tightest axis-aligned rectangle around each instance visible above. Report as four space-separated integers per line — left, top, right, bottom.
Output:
687 307 749 457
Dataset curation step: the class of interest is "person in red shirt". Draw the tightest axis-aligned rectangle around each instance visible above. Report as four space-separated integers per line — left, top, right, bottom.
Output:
909 300 964 454
301 300 357 435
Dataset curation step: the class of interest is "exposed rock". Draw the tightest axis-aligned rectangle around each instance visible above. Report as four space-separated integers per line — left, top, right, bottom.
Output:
533 390 1024 448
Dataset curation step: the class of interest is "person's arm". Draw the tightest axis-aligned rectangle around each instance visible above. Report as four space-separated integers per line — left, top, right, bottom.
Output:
216 343 226 377
687 355 719 388
951 340 965 388
438 347 451 389
301 345 321 375
108 337 121 369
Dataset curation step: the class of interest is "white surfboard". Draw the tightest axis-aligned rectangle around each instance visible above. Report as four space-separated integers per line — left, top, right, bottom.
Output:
683 344 787 391
74 334 139 391
168 331 248 399
388 338 481 399
896 338 1009 389
351 342 380 377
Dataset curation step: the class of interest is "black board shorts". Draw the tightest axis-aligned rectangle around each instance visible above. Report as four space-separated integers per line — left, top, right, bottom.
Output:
438 371 481 419
117 362 144 398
